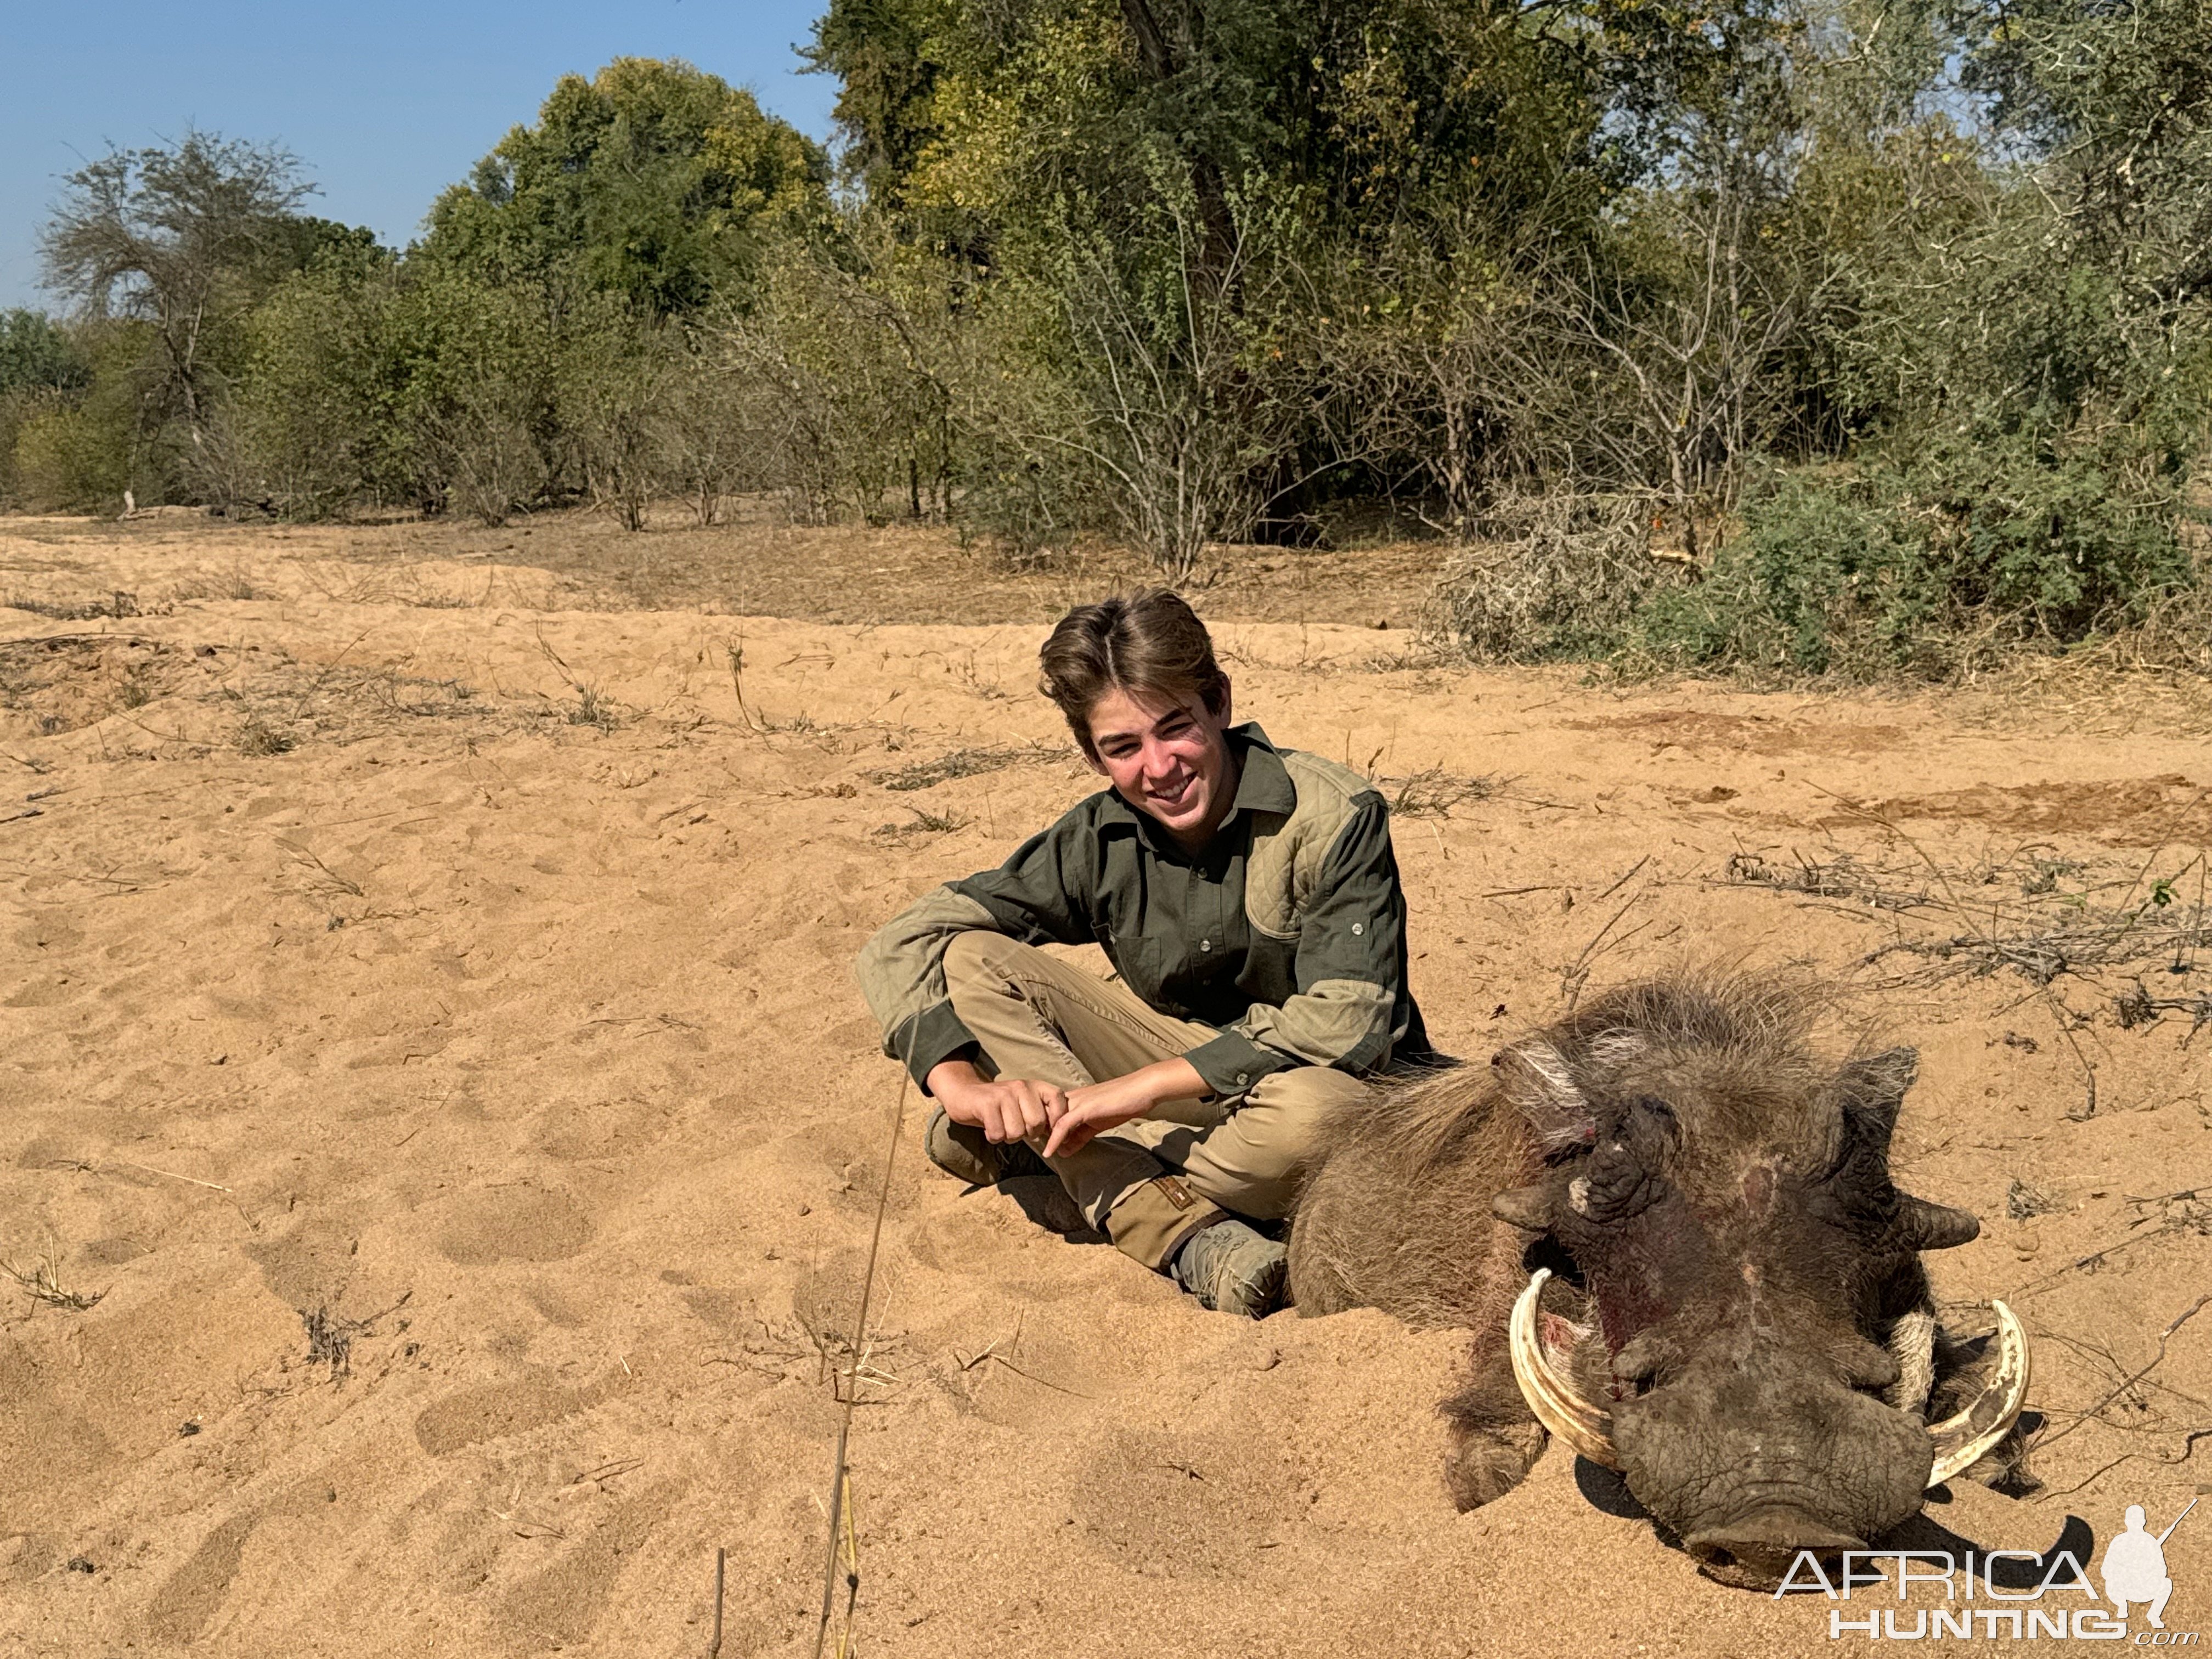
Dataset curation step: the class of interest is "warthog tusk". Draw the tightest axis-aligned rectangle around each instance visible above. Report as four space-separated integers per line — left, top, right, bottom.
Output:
1926 1300 2031 1488
1509 1268 1621 1468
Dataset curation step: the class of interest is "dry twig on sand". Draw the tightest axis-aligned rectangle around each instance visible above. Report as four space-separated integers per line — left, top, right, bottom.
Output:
726 640 771 735
298 1291 413 1380
1723 808 2210 1116
1559 874 1668 1009
2007 1187 2212 1299
2030 1294 2211 1459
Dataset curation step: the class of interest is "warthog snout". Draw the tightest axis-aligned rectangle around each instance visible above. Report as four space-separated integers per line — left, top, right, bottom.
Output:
1507 1265 2033 1583
1611 1352 1933 1581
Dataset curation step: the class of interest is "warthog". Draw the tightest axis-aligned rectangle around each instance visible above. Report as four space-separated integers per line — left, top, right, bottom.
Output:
1288 975 2030 1584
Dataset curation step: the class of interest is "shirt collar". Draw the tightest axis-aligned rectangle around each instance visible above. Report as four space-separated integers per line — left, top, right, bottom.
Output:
1094 722 1295 846
1226 723 1295 818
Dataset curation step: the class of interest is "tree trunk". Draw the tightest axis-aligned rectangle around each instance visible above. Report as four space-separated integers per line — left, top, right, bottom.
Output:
1116 0 1237 285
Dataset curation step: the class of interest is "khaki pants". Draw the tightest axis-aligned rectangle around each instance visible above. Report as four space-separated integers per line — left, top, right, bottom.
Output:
941 931 1373 1269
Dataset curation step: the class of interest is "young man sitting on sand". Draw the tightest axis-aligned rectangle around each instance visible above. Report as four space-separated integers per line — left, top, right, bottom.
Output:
856 589 1429 1318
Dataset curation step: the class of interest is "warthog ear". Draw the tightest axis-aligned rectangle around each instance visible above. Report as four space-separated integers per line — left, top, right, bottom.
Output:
1491 1184 1553 1232
1493 1040 1595 1150
1833 1045 1918 1143
1894 1194 1980 1251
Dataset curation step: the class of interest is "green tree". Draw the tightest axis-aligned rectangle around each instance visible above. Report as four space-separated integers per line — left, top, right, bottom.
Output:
421 58 831 314
40 132 319 452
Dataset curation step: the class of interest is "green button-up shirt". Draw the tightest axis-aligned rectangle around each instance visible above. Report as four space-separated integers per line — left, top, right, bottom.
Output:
856 724 1429 1096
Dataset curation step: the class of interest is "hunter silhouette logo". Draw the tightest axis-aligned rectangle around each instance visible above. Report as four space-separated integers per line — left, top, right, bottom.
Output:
1776 1496 2197 1641
2104 1500 2191 1630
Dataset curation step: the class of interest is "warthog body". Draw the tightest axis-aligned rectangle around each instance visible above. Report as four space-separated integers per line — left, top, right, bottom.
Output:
1288 975 2024 1583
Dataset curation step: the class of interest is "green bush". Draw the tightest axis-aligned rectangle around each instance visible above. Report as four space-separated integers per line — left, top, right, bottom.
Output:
225 266 405 516
1635 441 2195 677
12 402 134 512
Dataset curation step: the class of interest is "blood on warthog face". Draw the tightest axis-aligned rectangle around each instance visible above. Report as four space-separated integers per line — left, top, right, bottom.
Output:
1486 1011 2025 1585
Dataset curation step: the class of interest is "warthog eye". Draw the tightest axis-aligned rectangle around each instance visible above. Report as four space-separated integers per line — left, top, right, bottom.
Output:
1630 1094 1676 1128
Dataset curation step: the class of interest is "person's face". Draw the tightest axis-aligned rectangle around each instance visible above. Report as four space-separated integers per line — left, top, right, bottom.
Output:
1084 682 1236 849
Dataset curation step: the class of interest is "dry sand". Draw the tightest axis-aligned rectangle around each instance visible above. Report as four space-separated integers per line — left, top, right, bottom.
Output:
2 511 2208 1657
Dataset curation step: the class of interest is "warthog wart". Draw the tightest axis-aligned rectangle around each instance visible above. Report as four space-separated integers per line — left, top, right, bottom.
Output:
1288 973 2032 1585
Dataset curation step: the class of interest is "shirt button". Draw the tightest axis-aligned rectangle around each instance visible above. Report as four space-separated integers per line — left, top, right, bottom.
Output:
1351 923 1364 935
1200 939 1212 951
1235 1074 1250 1087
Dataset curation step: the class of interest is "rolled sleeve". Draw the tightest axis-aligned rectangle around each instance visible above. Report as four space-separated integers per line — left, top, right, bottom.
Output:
1182 1029 1296 1098
855 805 1104 1090
891 1000 981 1093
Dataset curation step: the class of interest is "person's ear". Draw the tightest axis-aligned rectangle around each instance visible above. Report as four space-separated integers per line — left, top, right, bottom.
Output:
1216 678 1233 729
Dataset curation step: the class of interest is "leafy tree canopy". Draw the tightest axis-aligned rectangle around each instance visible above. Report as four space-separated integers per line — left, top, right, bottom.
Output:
422 57 832 313
803 0 1858 255
0 309 89 396
40 132 324 322
37 131 381 441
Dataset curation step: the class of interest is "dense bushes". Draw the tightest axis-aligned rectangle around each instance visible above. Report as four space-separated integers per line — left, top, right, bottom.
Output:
1634 447 2195 677
10 10 2211 679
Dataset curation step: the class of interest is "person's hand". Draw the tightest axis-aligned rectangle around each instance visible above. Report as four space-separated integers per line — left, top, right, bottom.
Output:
929 1063 1068 1146
1043 1074 1162 1159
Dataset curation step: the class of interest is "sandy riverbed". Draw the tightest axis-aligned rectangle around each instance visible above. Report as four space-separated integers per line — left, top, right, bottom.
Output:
2 515 2207 1657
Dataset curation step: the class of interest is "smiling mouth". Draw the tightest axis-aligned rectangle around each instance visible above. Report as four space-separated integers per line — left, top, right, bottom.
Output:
1148 777 1198 812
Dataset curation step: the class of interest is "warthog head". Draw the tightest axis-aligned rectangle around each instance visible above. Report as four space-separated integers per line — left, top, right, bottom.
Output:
1483 983 2029 1583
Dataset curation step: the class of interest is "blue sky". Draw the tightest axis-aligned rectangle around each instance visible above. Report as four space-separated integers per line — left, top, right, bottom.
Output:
0 0 839 310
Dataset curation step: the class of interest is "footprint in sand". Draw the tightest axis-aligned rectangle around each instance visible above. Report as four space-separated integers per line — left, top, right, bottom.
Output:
435 1184 592 1267
413 1372 591 1457
144 1512 258 1647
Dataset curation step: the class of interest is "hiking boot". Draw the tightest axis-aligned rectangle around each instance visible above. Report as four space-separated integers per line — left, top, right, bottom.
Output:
923 1106 1051 1187
1170 1217 1288 1318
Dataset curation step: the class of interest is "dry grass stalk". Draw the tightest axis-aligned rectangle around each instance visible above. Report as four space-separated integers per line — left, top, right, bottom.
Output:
533 625 620 732
812 1056 912 1659
115 1159 233 1192
2 1254 105 1312
708 1547 725 1659
1378 767 1497 820
871 807 969 842
274 838 363 899
236 715 296 756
